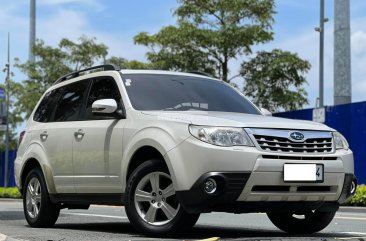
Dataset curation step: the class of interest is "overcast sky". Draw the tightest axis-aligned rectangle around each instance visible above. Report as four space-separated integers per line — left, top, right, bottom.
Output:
1 0 366 109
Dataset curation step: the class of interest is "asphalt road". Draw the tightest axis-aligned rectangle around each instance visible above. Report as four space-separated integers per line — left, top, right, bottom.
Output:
0 199 365 241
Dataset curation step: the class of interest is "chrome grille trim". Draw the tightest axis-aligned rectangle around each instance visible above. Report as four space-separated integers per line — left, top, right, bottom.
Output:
247 128 334 154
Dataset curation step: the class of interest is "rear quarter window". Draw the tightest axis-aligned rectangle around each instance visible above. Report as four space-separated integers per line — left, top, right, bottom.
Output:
33 89 61 122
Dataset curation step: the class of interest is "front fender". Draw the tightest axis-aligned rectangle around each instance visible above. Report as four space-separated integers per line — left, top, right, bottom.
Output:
121 126 188 190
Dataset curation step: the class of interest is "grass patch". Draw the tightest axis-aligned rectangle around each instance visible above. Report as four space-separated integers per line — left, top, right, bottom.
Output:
0 187 22 198
347 184 366 206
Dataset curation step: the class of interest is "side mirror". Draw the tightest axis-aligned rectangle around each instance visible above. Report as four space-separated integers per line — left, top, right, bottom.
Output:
260 108 272 116
92 99 118 114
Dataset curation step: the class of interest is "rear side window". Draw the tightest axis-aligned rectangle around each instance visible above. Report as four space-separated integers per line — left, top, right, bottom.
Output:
83 77 122 120
33 89 62 122
53 80 89 122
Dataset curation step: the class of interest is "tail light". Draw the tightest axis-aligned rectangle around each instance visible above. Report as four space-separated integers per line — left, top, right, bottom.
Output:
18 131 26 147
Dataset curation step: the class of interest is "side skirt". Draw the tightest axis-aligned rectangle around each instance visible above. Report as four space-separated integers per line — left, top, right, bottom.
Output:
49 193 125 207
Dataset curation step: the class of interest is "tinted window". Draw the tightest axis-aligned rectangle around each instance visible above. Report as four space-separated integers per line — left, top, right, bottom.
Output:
83 77 122 120
122 74 260 114
54 80 89 122
33 89 62 122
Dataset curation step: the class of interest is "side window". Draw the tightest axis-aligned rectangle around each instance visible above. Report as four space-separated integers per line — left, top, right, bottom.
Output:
53 80 89 122
33 89 62 123
84 77 122 120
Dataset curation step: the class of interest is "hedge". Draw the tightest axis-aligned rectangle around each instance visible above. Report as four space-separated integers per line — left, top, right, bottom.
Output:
347 184 366 206
0 187 22 198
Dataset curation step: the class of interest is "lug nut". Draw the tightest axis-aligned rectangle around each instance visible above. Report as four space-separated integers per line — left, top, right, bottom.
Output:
162 197 165 202
152 192 156 196
159 191 162 195
151 200 155 204
157 203 161 207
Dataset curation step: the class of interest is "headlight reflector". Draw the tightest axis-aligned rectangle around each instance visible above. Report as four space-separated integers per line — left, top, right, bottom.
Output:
189 125 253 147
333 132 349 150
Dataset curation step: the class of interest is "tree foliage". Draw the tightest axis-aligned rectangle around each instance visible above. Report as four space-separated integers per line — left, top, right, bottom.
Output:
0 79 24 150
135 0 275 82
59 36 108 71
14 36 109 118
241 49 310 112
107 56 153 69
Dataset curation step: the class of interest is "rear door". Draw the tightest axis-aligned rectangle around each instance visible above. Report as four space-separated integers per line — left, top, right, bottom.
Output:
73 76 125 193
34 80 90 193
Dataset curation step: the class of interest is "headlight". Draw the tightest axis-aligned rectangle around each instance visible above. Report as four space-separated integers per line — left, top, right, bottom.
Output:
189 125 254 147
333 132 349 150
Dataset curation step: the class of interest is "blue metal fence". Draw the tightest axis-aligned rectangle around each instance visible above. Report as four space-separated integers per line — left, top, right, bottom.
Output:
0 150 17 187
274 101 366 184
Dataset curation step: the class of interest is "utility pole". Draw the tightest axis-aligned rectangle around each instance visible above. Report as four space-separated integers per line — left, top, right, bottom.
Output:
29 0 36 62
315 0 328 108
4 33 10 188
334 0 351 105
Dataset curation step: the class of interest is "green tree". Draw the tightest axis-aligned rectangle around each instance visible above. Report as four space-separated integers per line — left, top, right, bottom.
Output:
59 35 108 71
240 49 310 112
107 56 153 69
135 0 275 82
0 79 24 151
15 36 109 118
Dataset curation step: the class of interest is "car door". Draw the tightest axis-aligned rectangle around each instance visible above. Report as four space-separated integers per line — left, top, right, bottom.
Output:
34 80 90 193
73 76 125 193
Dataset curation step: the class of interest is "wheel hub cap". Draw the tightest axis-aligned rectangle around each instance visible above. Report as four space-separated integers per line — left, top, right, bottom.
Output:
134 172 179 226
26 177 42 219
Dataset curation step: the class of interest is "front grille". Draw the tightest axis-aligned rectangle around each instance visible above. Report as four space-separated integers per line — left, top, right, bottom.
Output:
254 135 333 153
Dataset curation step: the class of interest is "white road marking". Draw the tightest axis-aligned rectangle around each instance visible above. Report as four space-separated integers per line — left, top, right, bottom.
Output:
335 216 366 221
0 233 7 241
335 232 366 240
340 232 366 236
64 212 128 219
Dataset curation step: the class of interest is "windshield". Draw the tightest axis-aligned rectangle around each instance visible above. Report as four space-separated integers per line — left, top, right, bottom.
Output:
122 74 261 115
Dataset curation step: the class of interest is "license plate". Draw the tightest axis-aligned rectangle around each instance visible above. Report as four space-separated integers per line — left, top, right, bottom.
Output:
284 164 324 182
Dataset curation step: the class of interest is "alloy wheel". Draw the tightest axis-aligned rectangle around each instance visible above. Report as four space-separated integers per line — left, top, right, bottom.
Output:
134 171 179 226
26 177 42 219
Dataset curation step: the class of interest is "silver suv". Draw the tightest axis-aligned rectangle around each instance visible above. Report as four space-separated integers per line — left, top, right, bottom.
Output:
15 65 357 236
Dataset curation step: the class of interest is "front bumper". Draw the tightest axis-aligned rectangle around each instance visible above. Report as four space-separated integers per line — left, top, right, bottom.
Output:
166 136 356 213
176 171 356 214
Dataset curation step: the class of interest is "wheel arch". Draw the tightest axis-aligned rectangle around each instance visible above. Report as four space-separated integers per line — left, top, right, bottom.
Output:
20 143 57 194
123 143 177 191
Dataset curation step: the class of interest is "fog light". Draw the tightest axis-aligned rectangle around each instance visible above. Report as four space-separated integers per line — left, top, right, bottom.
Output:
204 178 217 194
350 180 356 195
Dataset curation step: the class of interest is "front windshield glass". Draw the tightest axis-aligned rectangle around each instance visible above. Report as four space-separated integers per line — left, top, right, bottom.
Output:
122 74 261 115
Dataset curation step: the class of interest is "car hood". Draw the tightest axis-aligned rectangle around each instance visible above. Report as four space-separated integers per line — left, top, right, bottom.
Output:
141 111 333 131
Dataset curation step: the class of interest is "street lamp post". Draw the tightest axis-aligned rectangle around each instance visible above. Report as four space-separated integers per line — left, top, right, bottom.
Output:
315 0 328 108
4 33 10 188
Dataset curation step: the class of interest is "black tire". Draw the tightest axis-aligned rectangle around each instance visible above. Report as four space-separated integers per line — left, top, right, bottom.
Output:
125 159 200 237
23 168 60 228
267 210 336 234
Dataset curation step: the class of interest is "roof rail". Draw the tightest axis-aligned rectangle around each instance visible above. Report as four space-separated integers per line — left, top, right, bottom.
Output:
188 71 212 77
53 64 120 85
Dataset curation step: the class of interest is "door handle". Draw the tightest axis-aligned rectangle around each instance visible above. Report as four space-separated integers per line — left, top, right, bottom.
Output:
74 129 85 139
40 131 48 141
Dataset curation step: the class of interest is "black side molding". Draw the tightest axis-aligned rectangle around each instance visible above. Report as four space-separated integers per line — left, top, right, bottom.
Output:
49 193 125 206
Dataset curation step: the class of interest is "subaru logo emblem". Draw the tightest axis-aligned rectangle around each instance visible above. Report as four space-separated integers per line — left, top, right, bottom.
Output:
289 131 305 142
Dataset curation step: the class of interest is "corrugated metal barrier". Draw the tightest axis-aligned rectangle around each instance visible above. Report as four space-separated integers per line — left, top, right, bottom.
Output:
0 150 17 187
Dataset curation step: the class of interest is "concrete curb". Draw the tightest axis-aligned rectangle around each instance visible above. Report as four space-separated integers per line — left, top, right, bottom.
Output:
339 206 366 213
0 198 21 202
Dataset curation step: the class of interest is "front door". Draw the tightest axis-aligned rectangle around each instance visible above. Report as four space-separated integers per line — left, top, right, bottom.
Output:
72 76 124 193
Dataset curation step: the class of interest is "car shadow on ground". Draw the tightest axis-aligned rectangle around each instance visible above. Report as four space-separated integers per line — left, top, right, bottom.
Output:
53 222 354 240
0 211 25 221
